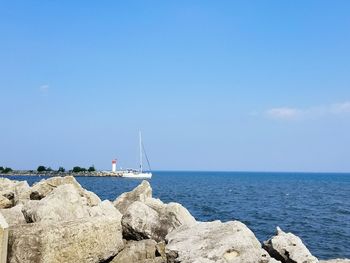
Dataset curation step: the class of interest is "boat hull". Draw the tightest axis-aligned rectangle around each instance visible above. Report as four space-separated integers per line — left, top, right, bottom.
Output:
122 172 152 179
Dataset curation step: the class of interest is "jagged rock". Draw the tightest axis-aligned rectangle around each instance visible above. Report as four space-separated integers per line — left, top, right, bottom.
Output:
146 199 197 229
122 199 196 242
0 196 12 209
166 220 281 263
113 180 152 214
22 184 91 223
7 216 124 263
13 181 31 205
110 239 166 263
0 178 31 206
263 227 318 263
88 200 122 218
122 201 161 241
31 176 101 206
0 204 26 226
320 260 350 263
117 181 196 242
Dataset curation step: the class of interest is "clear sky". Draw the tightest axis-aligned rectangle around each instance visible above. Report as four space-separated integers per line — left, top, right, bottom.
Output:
1 1 350 172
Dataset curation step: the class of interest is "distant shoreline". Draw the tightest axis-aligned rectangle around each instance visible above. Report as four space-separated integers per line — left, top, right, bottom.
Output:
1 170 122 177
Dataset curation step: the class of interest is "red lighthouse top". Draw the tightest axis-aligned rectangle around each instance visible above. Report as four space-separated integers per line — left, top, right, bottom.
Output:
112 159 117 164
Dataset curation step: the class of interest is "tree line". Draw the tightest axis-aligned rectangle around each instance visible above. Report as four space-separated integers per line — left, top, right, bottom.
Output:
0 166 96 173
36 166 96 173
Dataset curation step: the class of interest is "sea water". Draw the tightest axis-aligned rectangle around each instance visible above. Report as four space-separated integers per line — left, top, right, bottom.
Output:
6 171 350 259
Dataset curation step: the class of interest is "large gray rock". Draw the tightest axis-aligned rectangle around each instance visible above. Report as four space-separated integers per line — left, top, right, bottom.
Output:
0 205 26 226
0 196 12 209
320 260 350 263
22 184 91 223
263 227 318 263
122 200 196 242
117 181 196 242
113 180 152 214
7 215 124 263
166 220 280 263
110 239 166 263
0 178 30 206
31 176 100 206
88 200 122 218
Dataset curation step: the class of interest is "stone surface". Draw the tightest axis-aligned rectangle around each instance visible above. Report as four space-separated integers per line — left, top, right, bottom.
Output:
166 220 280 263
263 226 319 263
122 201 161 241
22 184 91 223
88 200 122 219
122 199 196 242
0 178 30 206
0 212 9 263
320 260 350 263
0 196 12 209
110 239 165 263
31 176 101 206
0 205 26 226
7 216 124 263
113 180 152 214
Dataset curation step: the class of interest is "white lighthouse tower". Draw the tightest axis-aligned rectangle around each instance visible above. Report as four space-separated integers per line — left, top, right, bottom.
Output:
112 159 117 172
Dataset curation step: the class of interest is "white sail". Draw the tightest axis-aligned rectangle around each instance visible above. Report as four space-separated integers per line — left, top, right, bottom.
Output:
122 131 152 179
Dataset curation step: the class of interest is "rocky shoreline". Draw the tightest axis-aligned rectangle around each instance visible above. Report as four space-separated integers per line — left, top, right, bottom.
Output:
0 176 348 263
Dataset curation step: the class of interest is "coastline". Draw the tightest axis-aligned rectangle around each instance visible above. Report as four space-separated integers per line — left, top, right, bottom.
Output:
2 170 123 177
0 175 349 262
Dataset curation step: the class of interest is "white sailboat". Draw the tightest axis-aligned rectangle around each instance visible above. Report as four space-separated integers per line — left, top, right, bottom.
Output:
121 131 152 179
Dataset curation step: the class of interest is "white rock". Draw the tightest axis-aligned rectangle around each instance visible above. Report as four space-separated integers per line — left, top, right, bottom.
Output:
31 176 101 206
320 260 350 263
263 227 319 263
0 205 26 226
166 220 280 263
88 200 122 219
113 180 152 214
110 239 165 263
0 179 30 206
0 196 12 209
7 215 124 263
22 184 90 223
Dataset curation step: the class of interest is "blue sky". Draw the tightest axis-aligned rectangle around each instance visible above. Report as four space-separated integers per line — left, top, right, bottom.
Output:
1 1 350 172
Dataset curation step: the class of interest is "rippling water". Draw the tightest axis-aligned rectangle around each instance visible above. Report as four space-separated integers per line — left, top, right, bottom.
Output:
6 171 350 259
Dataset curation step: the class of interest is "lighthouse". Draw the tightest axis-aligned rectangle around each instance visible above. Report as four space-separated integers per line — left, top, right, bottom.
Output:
112 159 117 172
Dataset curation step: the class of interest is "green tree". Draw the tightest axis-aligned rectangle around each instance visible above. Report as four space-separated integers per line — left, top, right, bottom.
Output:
88 166 95 172
3 167 12 174
58 167 65 172
0 167 4 171
72 166 82 173
37 166 46 172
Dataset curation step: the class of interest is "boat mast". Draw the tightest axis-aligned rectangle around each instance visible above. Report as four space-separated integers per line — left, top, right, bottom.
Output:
139 131 143 173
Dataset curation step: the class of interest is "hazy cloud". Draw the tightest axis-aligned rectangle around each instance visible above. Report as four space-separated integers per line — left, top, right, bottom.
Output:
264 101 350 121
39 84 49 93
266 107 302 120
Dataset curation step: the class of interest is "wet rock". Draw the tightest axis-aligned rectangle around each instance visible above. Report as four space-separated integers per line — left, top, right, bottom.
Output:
113 180 152 214
263 227 318 263
110 239 165 263
166 220 280 263
7 216 124 263
31 176 101 206
0 204 26 226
